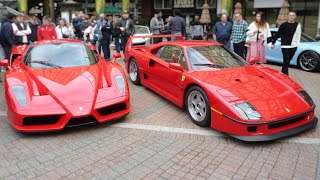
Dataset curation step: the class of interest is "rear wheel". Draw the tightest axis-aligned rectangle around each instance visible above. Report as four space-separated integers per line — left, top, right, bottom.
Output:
298 51 320 72
185 86 211 127
129 58 140 85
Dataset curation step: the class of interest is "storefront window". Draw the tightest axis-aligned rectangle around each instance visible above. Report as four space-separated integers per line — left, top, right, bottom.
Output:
164 0 172 8
196 0 216 9
290 0 319 37
154 0 172 9
154 0 162 9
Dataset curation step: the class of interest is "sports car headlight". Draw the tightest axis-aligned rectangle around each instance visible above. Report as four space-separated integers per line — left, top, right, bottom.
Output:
298 90 314 106
115 75 125 93
12 86 27 106
233 102 262 120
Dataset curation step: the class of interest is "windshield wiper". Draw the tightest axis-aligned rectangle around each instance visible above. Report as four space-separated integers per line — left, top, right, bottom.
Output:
31 60 62 68
193 63 225 68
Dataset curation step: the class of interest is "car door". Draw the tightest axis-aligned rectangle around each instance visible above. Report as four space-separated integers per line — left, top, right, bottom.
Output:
146 45 186 101
265 31 283 63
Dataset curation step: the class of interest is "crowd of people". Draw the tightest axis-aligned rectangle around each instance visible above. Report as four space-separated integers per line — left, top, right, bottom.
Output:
0 9 301 80
0 11 135 63
148 9 301 75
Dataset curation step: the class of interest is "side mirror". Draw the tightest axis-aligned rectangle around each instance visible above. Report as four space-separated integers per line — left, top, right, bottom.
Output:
0 59 9 67
169 63 183 71
249 57 260 64
112 52 121 63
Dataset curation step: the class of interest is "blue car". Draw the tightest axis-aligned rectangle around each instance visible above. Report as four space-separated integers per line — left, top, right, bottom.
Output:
265 28 320 72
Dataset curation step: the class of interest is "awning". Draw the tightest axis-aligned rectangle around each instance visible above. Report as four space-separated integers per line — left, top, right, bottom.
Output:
105 6 122 14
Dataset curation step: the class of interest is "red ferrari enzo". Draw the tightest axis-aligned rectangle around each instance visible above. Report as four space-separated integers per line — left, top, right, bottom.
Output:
0 39 130 132
124 35 317 141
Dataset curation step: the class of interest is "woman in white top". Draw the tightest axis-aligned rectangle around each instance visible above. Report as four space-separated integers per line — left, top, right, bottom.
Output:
246 11 272 63
55 19 74 39
83 17 97 44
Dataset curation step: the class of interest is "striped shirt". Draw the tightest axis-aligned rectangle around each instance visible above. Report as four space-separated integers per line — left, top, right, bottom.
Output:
232 20 248 44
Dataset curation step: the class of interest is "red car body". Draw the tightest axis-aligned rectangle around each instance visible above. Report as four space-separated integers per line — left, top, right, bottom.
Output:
0 39 130 132
124 35 317 141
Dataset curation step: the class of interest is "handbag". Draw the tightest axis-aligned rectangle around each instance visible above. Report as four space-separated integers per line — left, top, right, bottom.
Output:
61 28 70 39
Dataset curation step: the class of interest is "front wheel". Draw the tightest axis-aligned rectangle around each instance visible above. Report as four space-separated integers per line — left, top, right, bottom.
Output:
185 86 211 127
129 58 140 85
298 51 320 72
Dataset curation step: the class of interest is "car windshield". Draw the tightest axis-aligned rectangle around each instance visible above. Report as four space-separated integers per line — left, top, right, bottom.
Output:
135 26 150 34
187 45 248 70
25 42 98 69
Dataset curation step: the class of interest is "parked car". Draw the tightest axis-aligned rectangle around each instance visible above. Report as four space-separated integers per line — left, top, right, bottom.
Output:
265 28 320 72
0 39 130 132
124 35 317 142
132 25 152 45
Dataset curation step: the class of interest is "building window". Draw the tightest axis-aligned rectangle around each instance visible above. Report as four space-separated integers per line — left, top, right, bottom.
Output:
154 0 172 9
196 0 216 9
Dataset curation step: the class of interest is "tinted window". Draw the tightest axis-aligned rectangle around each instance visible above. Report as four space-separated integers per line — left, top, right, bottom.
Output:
187 46 248 70
158 45 188 69
25 43 98 69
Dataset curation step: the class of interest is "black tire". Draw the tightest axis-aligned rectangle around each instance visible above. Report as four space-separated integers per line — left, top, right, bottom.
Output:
128 58 141 85
298 51 320 72
185 86 211 127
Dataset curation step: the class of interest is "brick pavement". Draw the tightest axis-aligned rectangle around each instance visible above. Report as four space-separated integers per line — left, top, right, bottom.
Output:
0 61 319 179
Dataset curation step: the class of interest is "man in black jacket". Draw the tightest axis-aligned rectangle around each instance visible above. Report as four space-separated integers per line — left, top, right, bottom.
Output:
0 14 15 60
101 17 113 60
271 12 301 75
120 10 134 52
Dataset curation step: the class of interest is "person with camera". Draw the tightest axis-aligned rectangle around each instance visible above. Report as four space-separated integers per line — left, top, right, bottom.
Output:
55 18 74 39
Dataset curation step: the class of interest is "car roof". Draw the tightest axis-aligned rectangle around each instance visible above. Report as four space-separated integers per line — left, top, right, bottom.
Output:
270 28 279 32
33 39 86 46
157 40 222 48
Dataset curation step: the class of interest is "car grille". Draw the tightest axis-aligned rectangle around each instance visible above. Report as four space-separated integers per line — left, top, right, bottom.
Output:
23 115 61 126
268 116 306 129
66 115 97 127
97 103 126 116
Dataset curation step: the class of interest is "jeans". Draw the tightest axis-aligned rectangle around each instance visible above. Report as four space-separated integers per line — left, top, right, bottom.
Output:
0 45 5 74
114 36 121 53
90 39 96 46
233 41 246 59
281 47 297 75
101 38 111 60
0 45 5 60
97 39 102 54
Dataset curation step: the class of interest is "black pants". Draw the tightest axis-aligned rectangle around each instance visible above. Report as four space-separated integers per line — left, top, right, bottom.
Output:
121 36 129 52
153 37 162 44
3 46 12 60
101 38 111 60
193 36 203 40
233 41 246 59
281 47 297 75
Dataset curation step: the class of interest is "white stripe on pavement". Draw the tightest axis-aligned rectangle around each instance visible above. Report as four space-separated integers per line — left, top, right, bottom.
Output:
111 123 225 137
111 122 320 145
0 112 319 145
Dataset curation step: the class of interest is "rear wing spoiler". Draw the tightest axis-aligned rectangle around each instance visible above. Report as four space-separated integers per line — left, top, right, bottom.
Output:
126 34 185 51
130 34 185 40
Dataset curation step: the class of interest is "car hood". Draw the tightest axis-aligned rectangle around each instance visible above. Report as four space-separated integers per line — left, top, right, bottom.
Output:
189 66 311 121
26 63 103 107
